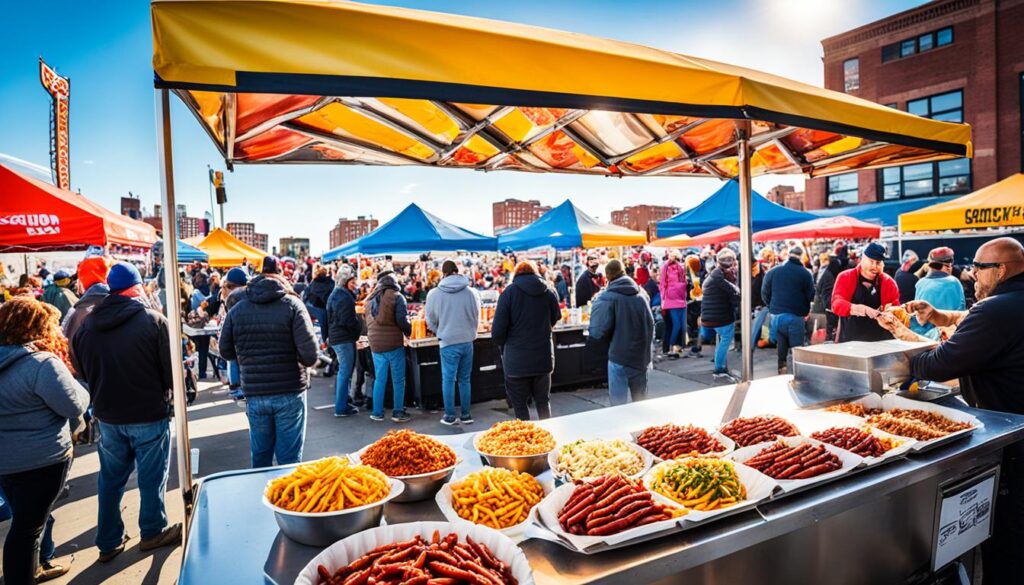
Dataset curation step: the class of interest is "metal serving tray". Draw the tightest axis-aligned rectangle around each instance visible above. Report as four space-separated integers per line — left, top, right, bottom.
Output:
791 340 935 407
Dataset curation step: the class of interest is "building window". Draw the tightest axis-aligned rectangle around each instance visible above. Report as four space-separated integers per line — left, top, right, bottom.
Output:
907 90 962 123
843 58 860 93
882 26 953 63
879 159 971 200
826 173 859 207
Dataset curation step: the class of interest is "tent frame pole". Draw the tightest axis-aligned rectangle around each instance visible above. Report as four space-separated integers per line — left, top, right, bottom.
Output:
737 122 754 382
156 88 195 531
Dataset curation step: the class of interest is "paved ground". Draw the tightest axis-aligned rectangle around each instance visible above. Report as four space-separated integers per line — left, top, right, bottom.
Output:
0 345 781 584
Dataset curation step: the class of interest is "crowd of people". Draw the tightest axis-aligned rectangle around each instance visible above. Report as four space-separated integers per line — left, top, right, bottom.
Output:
1 233 1021 583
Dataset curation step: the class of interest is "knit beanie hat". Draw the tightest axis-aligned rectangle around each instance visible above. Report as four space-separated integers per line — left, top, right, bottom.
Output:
77 256 112 289
226 267 249 286
107 262 142 293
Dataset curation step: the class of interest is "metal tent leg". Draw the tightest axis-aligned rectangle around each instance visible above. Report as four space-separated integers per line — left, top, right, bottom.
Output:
155 88 195 530
736 123 754 382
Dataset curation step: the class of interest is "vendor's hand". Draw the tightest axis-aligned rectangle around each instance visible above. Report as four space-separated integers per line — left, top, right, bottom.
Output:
905 300 936 326
850 304 880 319
876 312 920 342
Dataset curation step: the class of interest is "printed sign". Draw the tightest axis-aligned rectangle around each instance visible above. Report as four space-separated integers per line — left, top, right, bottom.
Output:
0 214 62 236
39 58 71 191
963 205 1023 227
932 467 998 571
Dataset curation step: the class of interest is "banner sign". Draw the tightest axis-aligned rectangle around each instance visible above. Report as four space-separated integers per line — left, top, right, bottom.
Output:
39 58 71 190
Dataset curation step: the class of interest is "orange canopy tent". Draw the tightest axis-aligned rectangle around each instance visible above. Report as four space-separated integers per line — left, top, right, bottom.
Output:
688 226 741 247
0 164 157 253
753 215 880 242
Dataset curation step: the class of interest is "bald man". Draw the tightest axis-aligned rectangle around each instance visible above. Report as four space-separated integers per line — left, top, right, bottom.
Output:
878 237 1024 584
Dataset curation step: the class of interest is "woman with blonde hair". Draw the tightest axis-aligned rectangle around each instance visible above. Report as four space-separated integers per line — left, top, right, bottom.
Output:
0 298 89 584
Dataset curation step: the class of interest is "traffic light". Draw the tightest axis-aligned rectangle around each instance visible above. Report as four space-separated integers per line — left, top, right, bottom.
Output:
211 170 228 204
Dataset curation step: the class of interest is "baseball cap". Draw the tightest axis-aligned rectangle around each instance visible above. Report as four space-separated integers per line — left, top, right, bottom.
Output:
261 256 281 274
928 246 955 265
863 242 888 261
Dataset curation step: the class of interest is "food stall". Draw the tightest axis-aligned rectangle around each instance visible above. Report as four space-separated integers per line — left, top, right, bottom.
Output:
150 0 977 581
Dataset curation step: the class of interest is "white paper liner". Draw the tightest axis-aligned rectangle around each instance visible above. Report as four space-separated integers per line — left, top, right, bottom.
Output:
295 521 534 585
726 436 864 493
716 415 802 449
531 480 685 552
434 475 553 543
850 394 981 451
628 425 736 461
641 458 777 524
548 439 653 483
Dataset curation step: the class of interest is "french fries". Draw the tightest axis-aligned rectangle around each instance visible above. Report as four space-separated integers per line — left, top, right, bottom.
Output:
264 456 390 513
476 420 555 456
647 458 747 511
450 467 545 529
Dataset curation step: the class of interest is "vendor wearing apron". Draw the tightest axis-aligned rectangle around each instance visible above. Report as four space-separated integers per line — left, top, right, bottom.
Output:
875 237 1024 585
830 242 899 342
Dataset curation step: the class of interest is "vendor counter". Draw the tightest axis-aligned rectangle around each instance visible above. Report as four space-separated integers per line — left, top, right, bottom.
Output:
179 376 1024 585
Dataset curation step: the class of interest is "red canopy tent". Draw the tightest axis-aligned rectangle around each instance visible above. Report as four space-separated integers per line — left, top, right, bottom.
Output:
0 164 157 252
688 226 741 247
752 215 880 243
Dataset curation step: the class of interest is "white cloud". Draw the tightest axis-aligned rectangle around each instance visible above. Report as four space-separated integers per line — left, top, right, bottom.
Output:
399 182 417 195
83 159 95 165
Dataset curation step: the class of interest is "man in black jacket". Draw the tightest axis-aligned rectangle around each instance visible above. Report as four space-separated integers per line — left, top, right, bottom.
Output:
72 262 181 562
588 260 654 406
701 249 741 378
325 266 361 417
492 261 561 420
303 266 335 343
219 256 319 467
761 246 815 374
574 257 603 307
877 237 1024 585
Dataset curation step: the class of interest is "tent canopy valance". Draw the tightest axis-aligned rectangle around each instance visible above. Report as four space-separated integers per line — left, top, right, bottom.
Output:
808 196 956 227
0 164 157 253
496 199 646 251
322 203 497 260
656 180 815 238
753 215 880 242
152 0 970 179
898 173 1024 233
195 227 266 269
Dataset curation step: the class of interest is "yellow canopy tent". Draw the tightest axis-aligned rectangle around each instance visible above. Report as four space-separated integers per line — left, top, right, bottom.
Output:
194 227 266 269
898 173 1024 233
149 0 971 508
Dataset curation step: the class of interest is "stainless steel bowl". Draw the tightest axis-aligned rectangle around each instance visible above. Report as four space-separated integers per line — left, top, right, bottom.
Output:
351 448 458 503
473 434 552 475
262 479 404 546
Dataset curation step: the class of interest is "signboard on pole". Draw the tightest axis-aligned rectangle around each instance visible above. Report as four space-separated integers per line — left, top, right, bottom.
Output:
39 58 71 191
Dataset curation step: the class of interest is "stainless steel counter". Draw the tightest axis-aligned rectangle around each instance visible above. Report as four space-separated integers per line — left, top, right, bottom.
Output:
177 376 1024 585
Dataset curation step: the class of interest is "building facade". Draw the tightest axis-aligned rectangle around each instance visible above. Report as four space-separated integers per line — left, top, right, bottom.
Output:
227 222 256 245
329 216 379 249
492 199 551 234
805 0 1024 210
765 185 807 211
279 237 310 259
610 204 680 239
253 233 268 252
120 196 141 220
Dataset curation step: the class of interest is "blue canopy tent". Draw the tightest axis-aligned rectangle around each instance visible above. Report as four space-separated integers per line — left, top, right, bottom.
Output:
154 239 208 262
656 180 815 238
807 196 957 227
322 203 496 260
496 200 646 251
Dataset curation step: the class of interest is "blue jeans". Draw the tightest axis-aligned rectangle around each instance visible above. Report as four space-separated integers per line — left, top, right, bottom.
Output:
769 313 778 344
228 360 240 386
667 308 687 348
712 323 735 372
775 313 806 372
306 304 327 343
608 361 648 406
752 307 770 345
332 342 357 414
372 348 406 417
245 393 307 468
440 342 473 418
96 419 171 553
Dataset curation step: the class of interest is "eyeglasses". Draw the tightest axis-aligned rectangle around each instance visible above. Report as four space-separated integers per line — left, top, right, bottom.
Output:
971 261 1003 271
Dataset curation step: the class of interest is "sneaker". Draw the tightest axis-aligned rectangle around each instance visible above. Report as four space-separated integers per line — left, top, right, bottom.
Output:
334 407 359 417
392 411 411 423
369 414 384 422
459 415 474 425
36 560 71 582
98 534 130 563
140 523 182 552
440 415 458 426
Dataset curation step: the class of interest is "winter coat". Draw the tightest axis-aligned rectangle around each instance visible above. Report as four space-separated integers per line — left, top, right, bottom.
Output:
219 275 319 396
63 282 110 373
658 260 688 310
700 268 740 327
587 276 654 370
41 283 77 321
0 345 89 475
761 257 815 317
72 294 173 424
325 285 361 346
894 268 919 305
491 274 561 377
816 267 837 312
910 272 966 337
304 275 335 309
575 270 602 307
424 274 480 348
554 274 570 305
366 275 411 353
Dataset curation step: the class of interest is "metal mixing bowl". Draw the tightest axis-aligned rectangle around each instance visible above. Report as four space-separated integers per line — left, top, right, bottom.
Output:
263 479 404 546
351 448 459 502
473 434 552 476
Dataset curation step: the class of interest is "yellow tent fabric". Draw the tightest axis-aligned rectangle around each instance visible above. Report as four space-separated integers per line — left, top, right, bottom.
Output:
899 173 1024 232
580 226 647 249
195 227 267 269
151 0 970 178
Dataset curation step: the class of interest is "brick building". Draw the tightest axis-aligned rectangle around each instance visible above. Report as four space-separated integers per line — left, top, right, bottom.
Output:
329 216 379 249
279 237 310 258
610 204 679 239
227 222 256 245
765 185 807 211
492 199 551 234
253 233 268 252
120 196 141 220
805 0 1024 210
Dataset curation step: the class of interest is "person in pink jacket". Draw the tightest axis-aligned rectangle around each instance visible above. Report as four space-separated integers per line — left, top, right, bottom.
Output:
659 251 689 354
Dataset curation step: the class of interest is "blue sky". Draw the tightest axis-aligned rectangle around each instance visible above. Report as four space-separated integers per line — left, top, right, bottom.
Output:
0 0 923 253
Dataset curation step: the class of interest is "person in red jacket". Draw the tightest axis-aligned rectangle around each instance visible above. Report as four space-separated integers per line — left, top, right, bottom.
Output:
830 242 899 342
